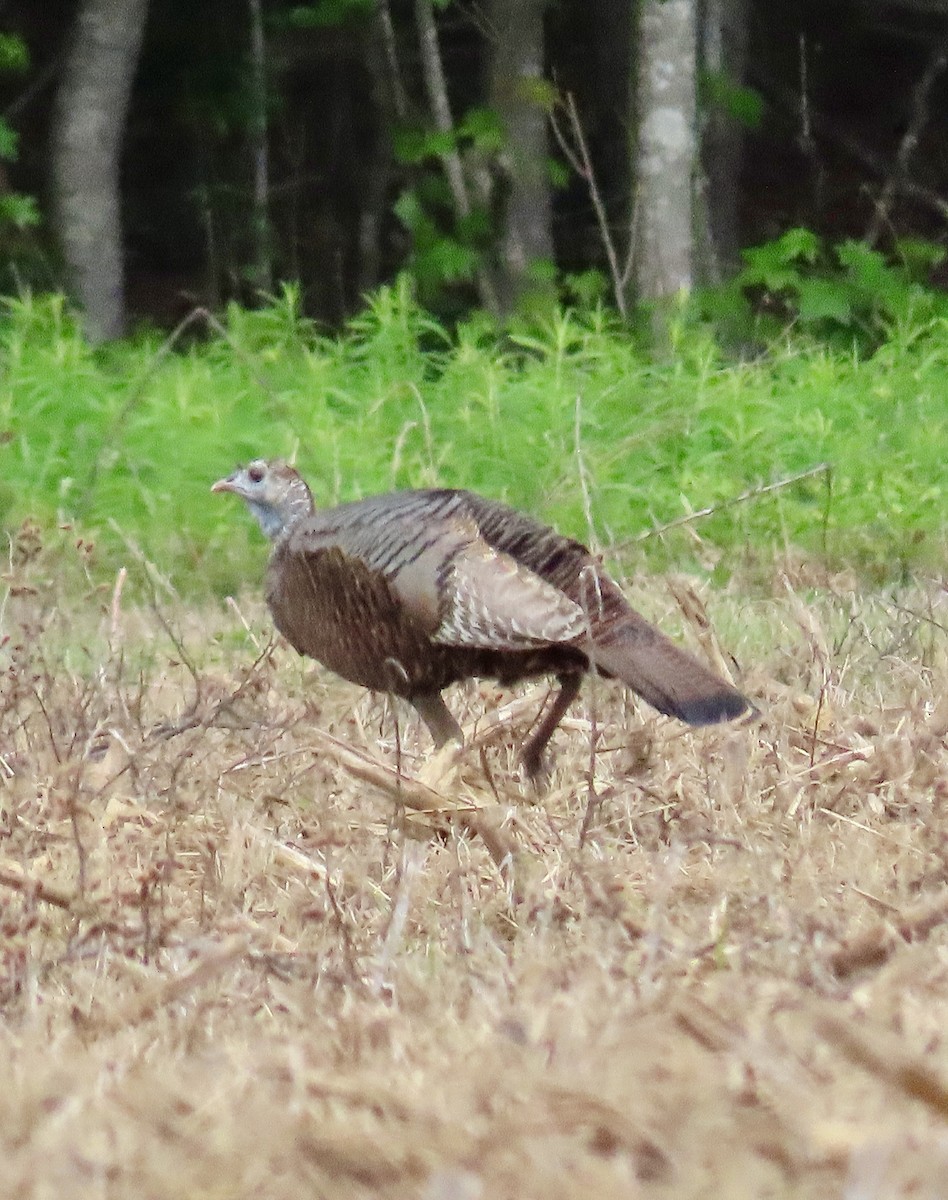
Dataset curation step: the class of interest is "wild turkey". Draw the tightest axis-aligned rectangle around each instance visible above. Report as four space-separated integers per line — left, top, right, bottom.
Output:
213 459 752 776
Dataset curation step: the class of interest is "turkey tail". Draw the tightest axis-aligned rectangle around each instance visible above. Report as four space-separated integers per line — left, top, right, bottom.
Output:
591 618 751 726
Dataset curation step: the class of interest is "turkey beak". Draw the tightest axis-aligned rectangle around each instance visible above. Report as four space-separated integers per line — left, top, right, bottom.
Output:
211 474 238 495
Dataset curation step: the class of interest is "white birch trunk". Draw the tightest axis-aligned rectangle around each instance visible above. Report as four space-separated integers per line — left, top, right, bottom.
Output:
490 0 554 312
247 0 273 295
52 0 149 341
634 0 698 301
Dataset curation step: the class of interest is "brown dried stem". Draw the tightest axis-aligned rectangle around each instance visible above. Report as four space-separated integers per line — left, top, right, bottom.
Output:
550 92 633 318
310 728 519 876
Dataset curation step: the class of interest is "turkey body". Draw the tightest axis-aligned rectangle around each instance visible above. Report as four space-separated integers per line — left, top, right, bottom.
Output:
266 488 591 697
213 461 752 776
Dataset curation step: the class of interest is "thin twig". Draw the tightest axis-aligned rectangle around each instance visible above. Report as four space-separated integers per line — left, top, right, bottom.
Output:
815 1005 948 1121
69 789 89 899
95 936 250 1032
866 37 948 247
414 0 468 218
3 53 61 119
149 637 278 745
573 393 598 549
224 595 261 651
619 462 832 548
0 859 141 938
375 0 408 120
755 74 948 227
0 859 75 911
577 562 604 849
828 889 948 978
550 93 629 317
797 33 814 157
807 684 826 772
109 566 127 651
324 862 361 982
309 727 518 876
106 518 208 730
371 841 424 991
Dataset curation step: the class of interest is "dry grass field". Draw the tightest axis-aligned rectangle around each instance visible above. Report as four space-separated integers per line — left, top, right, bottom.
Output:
2 528 947 1199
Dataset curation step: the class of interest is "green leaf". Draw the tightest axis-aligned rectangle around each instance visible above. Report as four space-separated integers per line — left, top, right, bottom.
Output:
286 0 373 28
696 279 753 332
769 227 821 265
836 239 884 275
516 77 559 113
0 33 29 73
836 240 895 297
739 228 822 287
393 189 426 235
795 278 853 324
0 192 39 230
528 257 558 285
737 261 797 291
417 238 478 283
428 129 460 157
392 127 428 165
562 269 607 307
392 125 456 164
893 237 945 275
457 107 504 152
547 157 570 188
413 173 453 210
0 120 18 162
701 70 764 129
456 207 492 243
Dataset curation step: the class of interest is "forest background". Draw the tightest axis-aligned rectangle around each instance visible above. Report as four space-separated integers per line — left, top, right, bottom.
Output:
0 0 947 586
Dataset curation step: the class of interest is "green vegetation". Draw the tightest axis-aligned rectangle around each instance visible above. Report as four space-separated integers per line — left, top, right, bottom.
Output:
0 30 41 284
701 227 948 352
0 283 944 595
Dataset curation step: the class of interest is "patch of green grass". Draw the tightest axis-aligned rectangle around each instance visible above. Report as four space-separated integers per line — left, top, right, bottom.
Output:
0 283 944 596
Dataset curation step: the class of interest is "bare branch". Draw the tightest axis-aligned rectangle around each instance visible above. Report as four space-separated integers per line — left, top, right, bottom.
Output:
247 0 273 293
97 937 251 1032
413 0 499 313
414 0 468 216
375 0 409 120
310 727 519 876
866 36 948 246
619 462 833 549
815 1004 948 1121
756 75 948 229
550 93 629 318
0 859 75 911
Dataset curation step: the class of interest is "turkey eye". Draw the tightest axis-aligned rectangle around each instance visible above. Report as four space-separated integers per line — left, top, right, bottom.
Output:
248 464 264 483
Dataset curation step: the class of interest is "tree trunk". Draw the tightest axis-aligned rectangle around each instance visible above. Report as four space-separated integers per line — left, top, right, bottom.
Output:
247 0 273 296
358 0 407 296
414 0 499 313
489 0 554 313
633 0 698 302
51 0 149 342
698 0 750 280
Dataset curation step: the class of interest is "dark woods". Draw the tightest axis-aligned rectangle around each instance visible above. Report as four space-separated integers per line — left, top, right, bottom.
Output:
3 0 948 336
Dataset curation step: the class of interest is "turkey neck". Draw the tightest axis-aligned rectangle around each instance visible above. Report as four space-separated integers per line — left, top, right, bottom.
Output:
253 474 314 540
